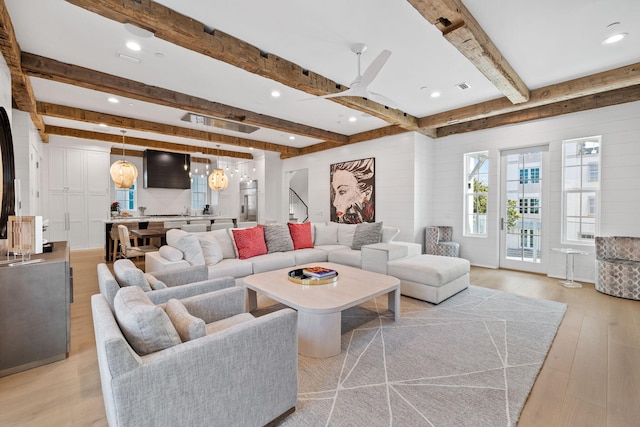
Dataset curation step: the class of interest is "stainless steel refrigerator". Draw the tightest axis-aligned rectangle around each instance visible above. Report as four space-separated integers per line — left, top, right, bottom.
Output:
239 181 258 222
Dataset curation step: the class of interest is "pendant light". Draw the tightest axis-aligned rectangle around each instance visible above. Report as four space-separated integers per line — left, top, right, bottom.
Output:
110 130 138 188
208 144 228 191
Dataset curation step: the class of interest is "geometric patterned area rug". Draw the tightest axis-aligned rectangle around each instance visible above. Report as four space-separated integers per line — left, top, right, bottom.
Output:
277 285 567 427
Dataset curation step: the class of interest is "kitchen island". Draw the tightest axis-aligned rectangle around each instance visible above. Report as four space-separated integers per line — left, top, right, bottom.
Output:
104 216 237 261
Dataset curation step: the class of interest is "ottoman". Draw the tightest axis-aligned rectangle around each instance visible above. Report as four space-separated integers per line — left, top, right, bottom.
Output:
387 254 470 304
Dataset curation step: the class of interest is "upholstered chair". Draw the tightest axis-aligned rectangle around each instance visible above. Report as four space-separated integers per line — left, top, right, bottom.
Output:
425 226 460 257
92 286 298 426
97 260 234 309
180 223 207 232
118 224 157 259
595 236 640 300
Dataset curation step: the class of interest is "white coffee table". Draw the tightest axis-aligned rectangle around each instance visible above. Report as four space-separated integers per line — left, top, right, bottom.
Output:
243 262 400 358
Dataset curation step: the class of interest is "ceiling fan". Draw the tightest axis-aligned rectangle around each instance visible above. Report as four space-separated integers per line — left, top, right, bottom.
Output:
315 43 396 107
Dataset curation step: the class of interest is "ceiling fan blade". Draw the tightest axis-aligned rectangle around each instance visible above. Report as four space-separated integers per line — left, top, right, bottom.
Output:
367 91 398 109
359 50 391 88
299 88 356 101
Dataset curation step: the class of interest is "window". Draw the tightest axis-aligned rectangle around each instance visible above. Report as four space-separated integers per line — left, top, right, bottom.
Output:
464 151 489 236
562 136 601 244
191 162 208 210
519 198 540 214
519 167 540 184
115 183 136 211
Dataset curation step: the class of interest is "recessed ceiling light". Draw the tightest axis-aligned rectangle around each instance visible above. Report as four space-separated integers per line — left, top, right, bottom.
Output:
98 123 107 127
289 136 295 140
348 116 357 122
108 97 119 103
271 90 281 98
126 41 141 51
430 91 441 98
602 32 628 44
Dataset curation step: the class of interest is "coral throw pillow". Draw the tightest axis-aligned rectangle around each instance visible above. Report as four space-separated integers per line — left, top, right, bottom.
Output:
232 225 267 259
288 222 314 249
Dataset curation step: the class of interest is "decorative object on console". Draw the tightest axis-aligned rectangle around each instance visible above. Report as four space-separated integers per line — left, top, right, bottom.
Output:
8 215 43 255
330 157 375 224
425 226 460 257
110 130 138 188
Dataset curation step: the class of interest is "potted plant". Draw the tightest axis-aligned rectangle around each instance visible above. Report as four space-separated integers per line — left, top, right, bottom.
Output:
110 201 120 216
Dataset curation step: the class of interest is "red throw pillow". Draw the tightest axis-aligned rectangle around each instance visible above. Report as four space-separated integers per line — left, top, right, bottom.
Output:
232 225 267 259
288 222 313 249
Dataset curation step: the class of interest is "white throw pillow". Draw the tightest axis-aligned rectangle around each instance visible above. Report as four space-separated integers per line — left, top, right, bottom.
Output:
337 223 357 246
113 286 181 356
198 232 224 265
314 222 338 245
159 245 184 262
166 229 205 266
211 229 236 259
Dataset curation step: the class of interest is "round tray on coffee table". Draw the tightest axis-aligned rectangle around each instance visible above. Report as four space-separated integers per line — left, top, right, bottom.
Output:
287 268 338 285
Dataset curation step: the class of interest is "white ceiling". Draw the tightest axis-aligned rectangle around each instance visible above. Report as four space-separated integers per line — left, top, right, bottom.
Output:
4 0 639 158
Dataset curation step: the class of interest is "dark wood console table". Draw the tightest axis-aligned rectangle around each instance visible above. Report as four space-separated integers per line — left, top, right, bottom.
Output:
0 242 72 377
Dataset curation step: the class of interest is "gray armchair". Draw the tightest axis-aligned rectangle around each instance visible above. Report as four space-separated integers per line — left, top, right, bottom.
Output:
92 286 298 426
97 260 234 308
425 226 460 257
595 236 640 300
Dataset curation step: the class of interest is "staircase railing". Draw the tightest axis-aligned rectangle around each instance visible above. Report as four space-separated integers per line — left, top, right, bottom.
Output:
289 188 309 223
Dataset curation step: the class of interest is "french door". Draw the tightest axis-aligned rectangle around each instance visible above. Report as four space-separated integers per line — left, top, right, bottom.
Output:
499 146 548 273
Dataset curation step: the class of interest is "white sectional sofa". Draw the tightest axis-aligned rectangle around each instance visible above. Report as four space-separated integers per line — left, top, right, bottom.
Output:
145 222 421 280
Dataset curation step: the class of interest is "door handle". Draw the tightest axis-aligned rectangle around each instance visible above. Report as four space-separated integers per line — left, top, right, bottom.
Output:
500 217 505 231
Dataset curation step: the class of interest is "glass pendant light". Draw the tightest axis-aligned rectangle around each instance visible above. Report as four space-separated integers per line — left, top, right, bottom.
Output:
109 130 138 188
208 144 228 191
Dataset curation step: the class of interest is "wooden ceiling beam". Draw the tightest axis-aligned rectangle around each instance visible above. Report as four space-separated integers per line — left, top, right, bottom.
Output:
63 0 420 131
420 62 640 129
22 52 347 145
47 125 253 159
436 84 640 137
0 1 47 141
38 102 299 156
407 0 529 104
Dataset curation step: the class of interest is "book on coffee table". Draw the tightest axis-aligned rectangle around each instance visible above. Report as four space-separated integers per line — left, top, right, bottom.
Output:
303 266 337 278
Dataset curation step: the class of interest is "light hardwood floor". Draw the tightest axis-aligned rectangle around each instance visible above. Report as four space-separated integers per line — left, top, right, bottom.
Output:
0 249 638 426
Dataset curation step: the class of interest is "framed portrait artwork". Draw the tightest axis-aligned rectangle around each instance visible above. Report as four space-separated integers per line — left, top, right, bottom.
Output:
330 157 375 224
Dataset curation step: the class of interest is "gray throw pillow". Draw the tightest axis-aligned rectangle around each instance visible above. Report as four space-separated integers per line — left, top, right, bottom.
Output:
113 259 152 291
351 222 383 250
164 298 206 342
144 273 167 290
113 286 181 355
264 224 294 253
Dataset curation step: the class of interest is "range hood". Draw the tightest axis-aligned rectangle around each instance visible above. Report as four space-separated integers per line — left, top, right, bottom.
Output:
181 112 259 134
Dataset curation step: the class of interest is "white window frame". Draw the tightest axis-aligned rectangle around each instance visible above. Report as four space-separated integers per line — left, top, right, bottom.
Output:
114 183 136 212
463 151 489 237
561 135 601 245
191 161 208 211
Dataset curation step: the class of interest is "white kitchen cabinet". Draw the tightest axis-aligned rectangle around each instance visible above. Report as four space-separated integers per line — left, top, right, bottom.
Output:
45 146 109 250
48 146 84 192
